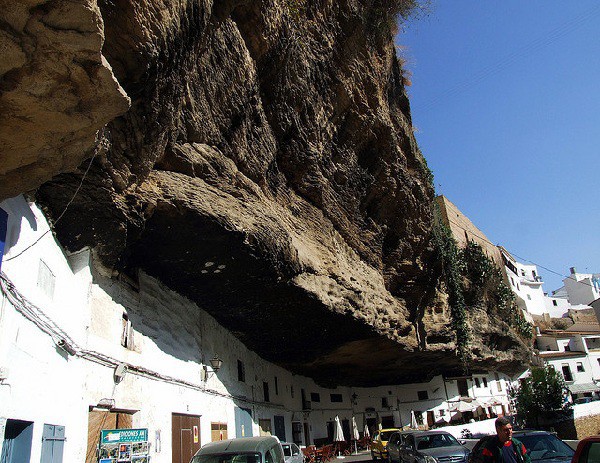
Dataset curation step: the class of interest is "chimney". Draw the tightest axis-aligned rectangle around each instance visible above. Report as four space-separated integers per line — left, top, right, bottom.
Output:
570 267 577 275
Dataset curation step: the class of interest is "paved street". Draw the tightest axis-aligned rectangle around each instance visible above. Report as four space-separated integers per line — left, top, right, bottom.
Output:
331 451 372 463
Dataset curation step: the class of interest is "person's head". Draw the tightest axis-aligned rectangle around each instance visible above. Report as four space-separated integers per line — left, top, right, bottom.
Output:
495 417 513 443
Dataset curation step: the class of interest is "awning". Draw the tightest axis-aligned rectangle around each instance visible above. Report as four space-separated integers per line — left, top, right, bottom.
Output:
568 382 600 394
448 399 482 413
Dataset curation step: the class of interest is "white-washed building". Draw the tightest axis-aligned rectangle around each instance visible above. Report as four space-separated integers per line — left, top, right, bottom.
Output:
0 196 514 463
556 268 600 306
536 329 600 401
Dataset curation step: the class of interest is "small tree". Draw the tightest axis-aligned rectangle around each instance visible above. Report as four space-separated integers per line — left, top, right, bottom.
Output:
511 366 570 428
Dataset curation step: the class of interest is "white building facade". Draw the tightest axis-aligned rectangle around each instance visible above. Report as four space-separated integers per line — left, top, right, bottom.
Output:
0 196 513 463
536 330 600 401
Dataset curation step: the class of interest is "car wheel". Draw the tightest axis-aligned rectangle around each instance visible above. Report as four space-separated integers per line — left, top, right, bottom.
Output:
372 452 378 461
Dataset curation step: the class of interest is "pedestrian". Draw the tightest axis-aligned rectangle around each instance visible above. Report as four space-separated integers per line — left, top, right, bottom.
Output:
471 417 531 463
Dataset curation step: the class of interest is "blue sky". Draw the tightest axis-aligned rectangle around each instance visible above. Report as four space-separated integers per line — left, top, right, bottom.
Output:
398 1 600 292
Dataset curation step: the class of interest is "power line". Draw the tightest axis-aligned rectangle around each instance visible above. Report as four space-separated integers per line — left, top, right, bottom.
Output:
416 4 600 111
445 217 599 293
4 153 96 262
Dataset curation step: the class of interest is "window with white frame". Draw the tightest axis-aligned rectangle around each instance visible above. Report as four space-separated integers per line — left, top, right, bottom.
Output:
121 312 133 349
37 259 55 300
577 362 585 372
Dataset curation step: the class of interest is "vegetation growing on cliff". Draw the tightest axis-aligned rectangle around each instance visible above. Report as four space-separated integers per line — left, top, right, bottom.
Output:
433 213 471 365
433 209 533 367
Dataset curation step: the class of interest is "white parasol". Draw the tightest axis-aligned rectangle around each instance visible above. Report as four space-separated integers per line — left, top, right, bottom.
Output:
351 416 360 454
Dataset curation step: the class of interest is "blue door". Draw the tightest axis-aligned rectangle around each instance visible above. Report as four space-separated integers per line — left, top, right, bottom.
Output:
234 408 253 438
40 424 65 463
273 416 286 442
0 419 34 463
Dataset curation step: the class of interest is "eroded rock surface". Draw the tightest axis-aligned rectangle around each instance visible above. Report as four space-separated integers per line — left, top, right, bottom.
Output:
1 0 533 385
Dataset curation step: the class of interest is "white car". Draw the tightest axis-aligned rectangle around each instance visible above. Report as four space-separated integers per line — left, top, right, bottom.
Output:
281 442 303 463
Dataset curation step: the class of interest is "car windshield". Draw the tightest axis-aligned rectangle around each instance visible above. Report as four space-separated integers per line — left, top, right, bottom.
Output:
381 431 395 441
282 445 291 457
191 452 262 463
417 434 460 450
518 434 574 461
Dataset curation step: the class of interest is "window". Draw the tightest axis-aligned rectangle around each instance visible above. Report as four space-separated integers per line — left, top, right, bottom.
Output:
474 378 480 388
577 362 585 372
37 259 55 299
274 376 278 395
494 373 502 391
553 300 558 306
291 385 294 398
417 391 429 401
263 382 270 402
483 378 488 387
310 392 320 403
457 379 469 397
121 312 133 349
237 360 245 382
382 397 389 408
562 364 573 382
517 284 520 291
527 294 532 300
211 422 228 441
510 277 514 286
331 393 343 403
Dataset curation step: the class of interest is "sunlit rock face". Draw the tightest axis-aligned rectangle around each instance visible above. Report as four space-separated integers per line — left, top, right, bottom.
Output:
12 0 531 385
0 0 130 199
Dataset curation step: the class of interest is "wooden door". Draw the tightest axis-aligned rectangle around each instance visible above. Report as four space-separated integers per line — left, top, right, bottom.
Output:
172 413 201 463
86 410 133 463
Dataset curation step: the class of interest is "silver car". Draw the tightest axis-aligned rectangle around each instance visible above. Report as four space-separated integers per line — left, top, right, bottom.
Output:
190 436 285 463
388 431 470 463
281 442 303 463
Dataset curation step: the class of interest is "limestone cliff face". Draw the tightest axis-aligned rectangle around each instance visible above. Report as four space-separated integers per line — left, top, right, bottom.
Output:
1 0 531 385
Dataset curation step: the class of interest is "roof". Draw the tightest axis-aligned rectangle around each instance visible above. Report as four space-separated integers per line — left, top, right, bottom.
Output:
568 382 600 394
197 436 280 455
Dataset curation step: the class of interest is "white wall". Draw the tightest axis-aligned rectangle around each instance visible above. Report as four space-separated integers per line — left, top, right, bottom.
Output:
564 273 600 306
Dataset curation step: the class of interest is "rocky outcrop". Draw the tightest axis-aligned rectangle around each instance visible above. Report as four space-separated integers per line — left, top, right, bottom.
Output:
1 0 532 384
0 0 130 199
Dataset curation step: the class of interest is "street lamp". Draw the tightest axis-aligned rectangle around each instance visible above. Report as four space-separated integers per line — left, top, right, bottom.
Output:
210 355 223 372
202 355 223 381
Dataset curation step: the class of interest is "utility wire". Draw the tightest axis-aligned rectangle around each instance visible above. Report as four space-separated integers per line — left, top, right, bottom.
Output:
445 217 599 293
0 271 285 408
417 4 600 111
4 153 96 262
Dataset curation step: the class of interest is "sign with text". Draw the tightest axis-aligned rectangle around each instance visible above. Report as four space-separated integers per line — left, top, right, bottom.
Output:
99 428 149 462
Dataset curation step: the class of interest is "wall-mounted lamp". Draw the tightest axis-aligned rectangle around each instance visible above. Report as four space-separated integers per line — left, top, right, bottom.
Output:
351 393 358 405
201 355 223 381
209 355 223 371
56 339 77 356
114 363 128 383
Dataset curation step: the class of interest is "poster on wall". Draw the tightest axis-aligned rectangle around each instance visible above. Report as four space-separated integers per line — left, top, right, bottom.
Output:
99 428 150 463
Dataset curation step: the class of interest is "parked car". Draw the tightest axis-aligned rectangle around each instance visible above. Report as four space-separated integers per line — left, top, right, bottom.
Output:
469 431 574 463
372 428 401 461
190 436 285 463
571 435 600 463
280 442 303 463
388 430 470 463
513 430 574 463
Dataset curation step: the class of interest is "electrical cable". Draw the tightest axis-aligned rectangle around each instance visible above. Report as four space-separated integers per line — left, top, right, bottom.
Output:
444 216 599 293
0 271 284 408
416 4 600 111
4 152 96 262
